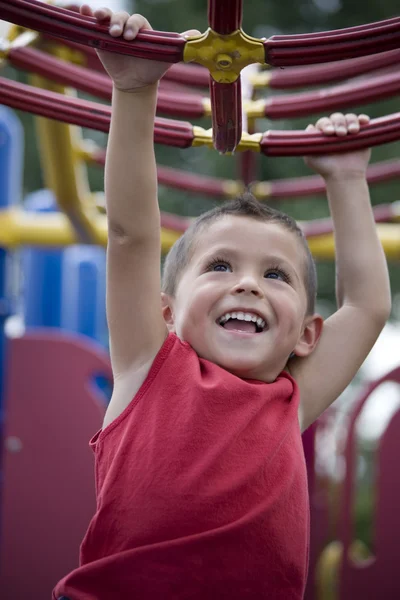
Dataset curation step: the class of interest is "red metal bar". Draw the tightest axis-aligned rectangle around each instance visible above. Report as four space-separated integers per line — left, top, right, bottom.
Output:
265 159 400 199
268 49 400 90
210 77 242 153
261 113 400 156
1 0 185 63
264 70 400 119
302 203 398 237
160 212 190 233
0 77 194 147
165 64 210 88
90 150 230 197
264 17 400 66
43 35 210 87
208 0 243 35
8 47 206 119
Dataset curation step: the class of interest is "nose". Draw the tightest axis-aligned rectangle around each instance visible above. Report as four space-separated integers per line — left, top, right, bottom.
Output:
232 275 263 297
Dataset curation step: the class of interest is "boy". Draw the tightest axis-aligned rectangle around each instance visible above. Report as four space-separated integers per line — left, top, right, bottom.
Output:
53 6 391 600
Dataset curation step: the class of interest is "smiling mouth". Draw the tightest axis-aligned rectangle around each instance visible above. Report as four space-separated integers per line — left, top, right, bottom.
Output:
217 312 267 334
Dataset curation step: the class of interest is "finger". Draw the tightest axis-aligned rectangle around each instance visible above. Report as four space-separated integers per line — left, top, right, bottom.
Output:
358 114 370 124
315 117 335 135
305 124 318 133
330 112 347 135
80 4 94 17
91 7 113 22
123 14 153 40
108 11 130 37
182 29 201 38
345 113 360 134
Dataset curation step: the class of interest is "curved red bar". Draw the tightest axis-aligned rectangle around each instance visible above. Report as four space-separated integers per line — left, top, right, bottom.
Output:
160 212 190 233
261 114 400 156
0 77 194 148
268 49 400 89
266 159 400 199
208 0 243 35
89 151 230 198
8 47 206 119
210 77 242 153
303 203 397 237
1 0 186 63
264 70 400 119
264 17 400 66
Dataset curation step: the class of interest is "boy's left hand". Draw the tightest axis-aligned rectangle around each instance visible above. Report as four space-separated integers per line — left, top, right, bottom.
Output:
304 112 371 179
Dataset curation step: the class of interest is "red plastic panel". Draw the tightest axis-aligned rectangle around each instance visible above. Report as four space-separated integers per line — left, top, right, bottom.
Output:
208 0 243 35
1 0 185 63
210 77 242 153
0 332 110 600
337 367 400 599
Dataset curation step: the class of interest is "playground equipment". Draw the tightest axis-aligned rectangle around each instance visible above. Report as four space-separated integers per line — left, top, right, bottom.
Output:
0 0 399 598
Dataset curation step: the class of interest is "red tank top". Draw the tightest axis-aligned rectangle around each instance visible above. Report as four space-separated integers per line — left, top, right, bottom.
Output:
53 333 309 600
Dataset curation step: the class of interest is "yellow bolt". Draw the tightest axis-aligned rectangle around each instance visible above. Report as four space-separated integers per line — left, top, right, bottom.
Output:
216 54 233 69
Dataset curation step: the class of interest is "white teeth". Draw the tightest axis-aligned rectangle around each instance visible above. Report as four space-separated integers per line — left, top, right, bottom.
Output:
218 311 266 330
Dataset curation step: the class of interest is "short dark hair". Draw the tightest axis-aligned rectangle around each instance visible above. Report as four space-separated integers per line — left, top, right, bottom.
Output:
162 193 317 314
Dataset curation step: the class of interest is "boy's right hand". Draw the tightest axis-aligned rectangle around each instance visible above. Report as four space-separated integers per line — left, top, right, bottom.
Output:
80 5 200 92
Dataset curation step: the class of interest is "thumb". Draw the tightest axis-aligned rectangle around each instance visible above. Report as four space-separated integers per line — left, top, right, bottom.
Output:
182 29 202 39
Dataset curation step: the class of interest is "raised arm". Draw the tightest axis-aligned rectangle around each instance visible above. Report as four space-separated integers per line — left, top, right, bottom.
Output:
291 113 391 430
79 7 173 427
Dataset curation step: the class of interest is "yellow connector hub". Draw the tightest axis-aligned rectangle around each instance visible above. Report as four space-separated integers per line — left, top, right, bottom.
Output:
184 28 266 83
193 126 262 152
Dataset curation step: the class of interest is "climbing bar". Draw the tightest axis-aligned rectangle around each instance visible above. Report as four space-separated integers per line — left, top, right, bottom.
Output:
0 77 194 147
303 202 400 238
81 143 400 200
0 0 187 62
251 70 400 120
264 17 400 66
81 145 239 197
253 159 400 199
261 113 400 156
259 48 400 90
41 35 210 87
3 77 400 155
6 46 207 119
210 78 242 153
208 0 243 35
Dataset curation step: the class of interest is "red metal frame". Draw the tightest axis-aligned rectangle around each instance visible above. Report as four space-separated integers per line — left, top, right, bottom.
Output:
267 159 400 199
264 17 400 66
0 0 186 63
268 49 400 89
261 113 400 156
0 77 194 148
208 0 243 35
264 70 400 119
210 78 242 153
8 47 206 119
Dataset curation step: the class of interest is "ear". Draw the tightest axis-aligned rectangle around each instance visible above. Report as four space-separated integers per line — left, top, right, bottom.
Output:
293 313 324 358
161 292 176 332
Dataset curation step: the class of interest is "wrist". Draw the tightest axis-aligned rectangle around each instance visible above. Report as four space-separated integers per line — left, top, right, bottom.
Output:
113 81 159 95
323 170 367 185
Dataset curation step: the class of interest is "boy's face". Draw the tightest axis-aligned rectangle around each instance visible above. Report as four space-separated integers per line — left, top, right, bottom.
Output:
164 215 317 381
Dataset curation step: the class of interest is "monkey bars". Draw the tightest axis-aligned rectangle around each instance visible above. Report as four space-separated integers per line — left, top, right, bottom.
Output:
2 77 400 155
2 0 400 152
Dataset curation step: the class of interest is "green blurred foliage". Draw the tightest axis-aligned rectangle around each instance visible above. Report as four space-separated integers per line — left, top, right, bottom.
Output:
6 0 400 310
